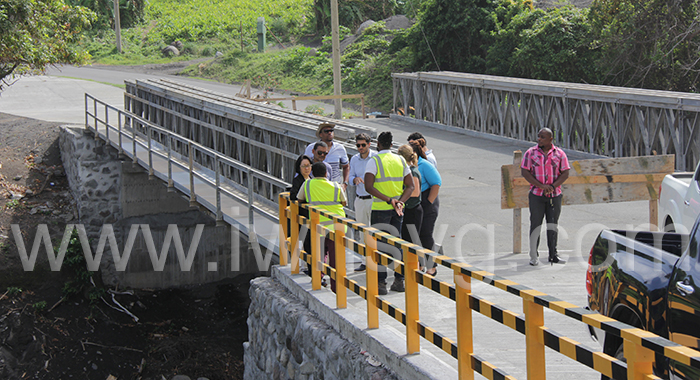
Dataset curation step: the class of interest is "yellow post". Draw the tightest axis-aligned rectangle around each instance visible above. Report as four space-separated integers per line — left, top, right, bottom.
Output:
404 245 420 354
455 270 474 380
365 229 379 329
513 150 523 254
290 201 300 274
310 209 322 290
278 194 289 266
524 298 546 380
623 335 655 380
334 221 347 309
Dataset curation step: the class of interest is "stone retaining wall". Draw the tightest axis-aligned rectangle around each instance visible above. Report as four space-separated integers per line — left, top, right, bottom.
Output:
244 276 399 380
59 126 260 288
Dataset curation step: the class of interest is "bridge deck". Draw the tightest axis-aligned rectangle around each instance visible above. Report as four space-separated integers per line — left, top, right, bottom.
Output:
2 74 652 379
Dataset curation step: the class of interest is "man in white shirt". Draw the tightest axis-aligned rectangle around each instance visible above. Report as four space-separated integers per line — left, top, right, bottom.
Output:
348 133 376 272
304 122 350 188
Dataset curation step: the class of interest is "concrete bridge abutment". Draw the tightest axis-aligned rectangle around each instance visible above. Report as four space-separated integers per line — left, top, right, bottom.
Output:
59 126 261 288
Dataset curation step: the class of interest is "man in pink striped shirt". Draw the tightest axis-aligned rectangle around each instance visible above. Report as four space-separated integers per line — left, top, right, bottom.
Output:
521 128 570 266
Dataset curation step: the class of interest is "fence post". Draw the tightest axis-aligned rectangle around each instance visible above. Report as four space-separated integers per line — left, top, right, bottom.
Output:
167 135 174 192
290 201 300 274
147 126 154 179
310 209 322 290
132 121 138 164
278 193 289 267
365 230 379 329
523 292 546 379
455 267 474 380
649 199 658 232
189 142 197 207
334 221 346 309
404 245 420 354
513 150 523 254
623 334 655 380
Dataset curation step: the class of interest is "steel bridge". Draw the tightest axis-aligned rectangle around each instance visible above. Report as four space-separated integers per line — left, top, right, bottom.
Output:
82 76 700 379
393 71 700 171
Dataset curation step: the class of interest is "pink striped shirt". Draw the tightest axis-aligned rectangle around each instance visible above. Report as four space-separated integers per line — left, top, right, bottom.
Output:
520 144 570 197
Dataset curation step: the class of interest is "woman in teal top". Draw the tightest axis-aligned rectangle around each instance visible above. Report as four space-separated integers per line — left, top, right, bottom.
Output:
410 140 442 276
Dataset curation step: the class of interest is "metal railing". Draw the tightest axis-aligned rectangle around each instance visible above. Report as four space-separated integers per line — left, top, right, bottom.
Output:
279 193 700 380
393 71 700 171
85 93 288 237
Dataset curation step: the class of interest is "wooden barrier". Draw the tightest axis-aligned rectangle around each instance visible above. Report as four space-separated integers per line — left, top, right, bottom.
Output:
502 153 675 253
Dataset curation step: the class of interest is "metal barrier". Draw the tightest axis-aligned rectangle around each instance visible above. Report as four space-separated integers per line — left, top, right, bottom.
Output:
279 193 700 380
85 93 288 240
393 71 700 171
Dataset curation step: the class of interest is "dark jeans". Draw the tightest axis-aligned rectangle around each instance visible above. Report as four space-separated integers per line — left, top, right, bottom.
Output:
371 209 403 283
528 192 562 261
420 192 439 268
401 204 423 245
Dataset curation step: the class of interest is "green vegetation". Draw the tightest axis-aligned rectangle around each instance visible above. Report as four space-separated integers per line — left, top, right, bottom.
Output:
0 0 95 90
6 286 22 296
63 0 700 112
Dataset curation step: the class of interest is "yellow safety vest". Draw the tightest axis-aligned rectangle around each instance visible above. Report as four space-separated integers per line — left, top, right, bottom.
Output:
371 152 407 211
304 178 346 230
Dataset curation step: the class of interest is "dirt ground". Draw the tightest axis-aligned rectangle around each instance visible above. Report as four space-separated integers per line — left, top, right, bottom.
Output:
0 113 250 380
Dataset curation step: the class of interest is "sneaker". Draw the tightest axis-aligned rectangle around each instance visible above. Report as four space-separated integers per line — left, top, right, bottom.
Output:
378 281 388 295
529 259 539 266
354 264 366 272
390 278 405 292
321 275 329 287
548 255 565 264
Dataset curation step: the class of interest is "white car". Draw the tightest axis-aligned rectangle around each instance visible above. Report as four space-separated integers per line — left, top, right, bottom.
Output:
659 163 700 233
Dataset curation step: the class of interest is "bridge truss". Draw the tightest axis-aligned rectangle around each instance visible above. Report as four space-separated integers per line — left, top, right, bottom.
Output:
393 72 700 171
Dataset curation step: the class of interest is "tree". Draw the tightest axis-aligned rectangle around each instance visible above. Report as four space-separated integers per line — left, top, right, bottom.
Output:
589 0 700 91
497 6 600 83
0 0 95 91
405 0 500 73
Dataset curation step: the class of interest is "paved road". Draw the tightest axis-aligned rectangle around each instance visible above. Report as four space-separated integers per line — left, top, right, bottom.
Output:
0 70 651 379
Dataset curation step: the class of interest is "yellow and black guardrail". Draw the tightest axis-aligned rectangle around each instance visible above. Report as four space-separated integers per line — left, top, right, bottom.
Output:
278 193 700 380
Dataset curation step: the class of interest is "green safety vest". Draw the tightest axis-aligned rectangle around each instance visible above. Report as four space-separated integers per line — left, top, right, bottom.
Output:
304 178 346 230
371 152 407 211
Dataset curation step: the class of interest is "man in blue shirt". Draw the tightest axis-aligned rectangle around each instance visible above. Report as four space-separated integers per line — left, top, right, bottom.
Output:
348 133 376 271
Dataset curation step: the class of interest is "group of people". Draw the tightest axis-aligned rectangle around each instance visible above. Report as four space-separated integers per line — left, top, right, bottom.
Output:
290 123 443 295
289 122 569 295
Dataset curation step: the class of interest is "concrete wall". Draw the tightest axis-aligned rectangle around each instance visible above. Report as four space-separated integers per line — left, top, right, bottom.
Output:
244 267 457 380
244 275 399 380
59 126 260 288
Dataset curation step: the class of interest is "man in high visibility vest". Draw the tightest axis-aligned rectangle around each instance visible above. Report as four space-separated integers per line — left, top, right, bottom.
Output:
364 131 414 295
296 162 347 292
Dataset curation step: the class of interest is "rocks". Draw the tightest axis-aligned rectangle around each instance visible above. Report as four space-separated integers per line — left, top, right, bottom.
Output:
244 277 399 380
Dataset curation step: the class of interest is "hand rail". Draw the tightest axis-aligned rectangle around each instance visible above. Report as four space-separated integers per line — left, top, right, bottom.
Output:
84 93 287 228
279 192 699 380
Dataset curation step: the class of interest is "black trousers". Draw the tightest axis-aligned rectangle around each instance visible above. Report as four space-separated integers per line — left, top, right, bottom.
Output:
528 192 562 261
420 191 439 268
371 209 403 283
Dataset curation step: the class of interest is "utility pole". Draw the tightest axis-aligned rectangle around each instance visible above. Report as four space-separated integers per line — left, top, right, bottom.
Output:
330 0 342 119
114 0 122 53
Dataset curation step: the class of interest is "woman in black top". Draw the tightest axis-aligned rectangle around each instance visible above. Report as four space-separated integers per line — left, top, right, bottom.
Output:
289 154 313 274
397 145 423 246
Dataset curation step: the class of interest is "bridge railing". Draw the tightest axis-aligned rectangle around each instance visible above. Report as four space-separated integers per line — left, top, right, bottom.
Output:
393 71 700 171
279 193 700 380
85 93 288 232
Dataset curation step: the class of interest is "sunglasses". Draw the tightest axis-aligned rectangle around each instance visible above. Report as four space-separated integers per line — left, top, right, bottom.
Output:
322 129 334 134
300 164 311 169
356 143 367 148
316 151 328 156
